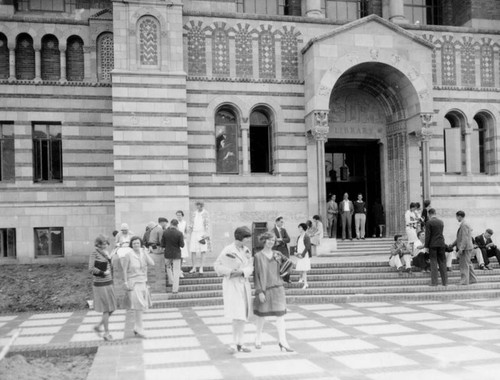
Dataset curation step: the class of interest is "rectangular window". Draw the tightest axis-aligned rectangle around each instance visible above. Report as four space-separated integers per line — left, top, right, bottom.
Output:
34 227 64 257
404 0 442 25
29 0 65 11
0 228 16 258
0 122 15 182
32 123 62 182
324 0 366 21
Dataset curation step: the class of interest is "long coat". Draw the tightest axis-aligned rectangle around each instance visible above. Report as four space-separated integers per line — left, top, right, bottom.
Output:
214 242 253 321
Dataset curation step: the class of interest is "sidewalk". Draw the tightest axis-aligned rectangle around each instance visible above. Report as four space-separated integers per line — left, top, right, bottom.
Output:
2 298 500 379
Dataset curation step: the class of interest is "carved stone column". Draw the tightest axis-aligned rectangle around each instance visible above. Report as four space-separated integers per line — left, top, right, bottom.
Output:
8 43 15 81
463 123 473 176
389 0 408 24
34 48 41 82
305 0 323 18
241 118 250 175
419 113 433 200
59 48 67 83
311 111 329 232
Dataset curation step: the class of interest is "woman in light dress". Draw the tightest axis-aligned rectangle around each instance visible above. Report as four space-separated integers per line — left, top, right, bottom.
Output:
253 232 293 352
296 223 312 289
189 201 210 274
214 226 253 353
404 202 419 244
121 236 154 338
114 223 134 248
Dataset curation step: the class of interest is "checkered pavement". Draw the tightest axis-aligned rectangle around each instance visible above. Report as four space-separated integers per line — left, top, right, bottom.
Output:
1 299 500 380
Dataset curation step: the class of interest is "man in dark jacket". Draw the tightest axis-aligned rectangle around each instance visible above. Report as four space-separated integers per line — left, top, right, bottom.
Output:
475 229 500 270
424 208 447 286
161 219 185 294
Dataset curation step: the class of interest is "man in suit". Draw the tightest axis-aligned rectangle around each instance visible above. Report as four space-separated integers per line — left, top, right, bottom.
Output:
273 216 291 283
161 219 185 294
424 208 447 286
475 229 500 270
339 192 354 240
451 210 477 285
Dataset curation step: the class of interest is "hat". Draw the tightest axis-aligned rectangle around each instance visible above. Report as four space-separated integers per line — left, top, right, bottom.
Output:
120 223 129 230
147 221 156 230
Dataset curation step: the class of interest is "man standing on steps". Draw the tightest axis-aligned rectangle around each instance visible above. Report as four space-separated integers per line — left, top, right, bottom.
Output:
326 194 338 238
272 216 291 283
339 193 354 241
162 219 185 294
424 208 447 286
450 211 477 285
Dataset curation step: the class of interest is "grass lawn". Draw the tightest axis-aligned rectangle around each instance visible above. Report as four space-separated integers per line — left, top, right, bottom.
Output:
0 263 92 313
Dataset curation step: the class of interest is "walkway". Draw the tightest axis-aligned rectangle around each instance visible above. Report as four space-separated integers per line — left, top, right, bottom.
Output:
2 298 500 379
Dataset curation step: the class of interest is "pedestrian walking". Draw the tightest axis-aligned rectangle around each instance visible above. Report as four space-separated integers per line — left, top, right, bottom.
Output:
89 234 117 341
214 226 253 353
122 236 155 338
253 232 293 352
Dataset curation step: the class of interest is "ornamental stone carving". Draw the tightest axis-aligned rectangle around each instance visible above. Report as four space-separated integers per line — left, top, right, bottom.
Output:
312 111 329 141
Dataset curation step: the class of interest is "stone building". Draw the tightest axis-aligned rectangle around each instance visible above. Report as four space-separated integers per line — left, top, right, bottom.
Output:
0 0 499 262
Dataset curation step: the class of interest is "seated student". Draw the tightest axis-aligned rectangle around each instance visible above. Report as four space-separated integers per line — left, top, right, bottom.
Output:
389 234 412 273
471 237 486 270
475 229 500 270
412 231 430 272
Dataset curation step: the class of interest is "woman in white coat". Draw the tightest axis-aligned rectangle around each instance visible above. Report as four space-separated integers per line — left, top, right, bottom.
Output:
214 226 253 353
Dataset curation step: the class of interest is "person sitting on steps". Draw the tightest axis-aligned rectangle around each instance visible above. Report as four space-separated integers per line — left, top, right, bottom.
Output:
389 234 412 274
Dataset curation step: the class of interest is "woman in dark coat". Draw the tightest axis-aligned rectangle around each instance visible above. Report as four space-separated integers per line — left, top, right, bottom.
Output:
253 232 293 352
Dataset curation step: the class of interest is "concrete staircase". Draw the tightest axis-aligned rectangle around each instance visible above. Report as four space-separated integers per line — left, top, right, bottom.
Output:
151 259 500 308
325 237 394 256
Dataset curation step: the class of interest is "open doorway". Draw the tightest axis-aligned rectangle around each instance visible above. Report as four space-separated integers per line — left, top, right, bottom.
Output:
325 139 382 238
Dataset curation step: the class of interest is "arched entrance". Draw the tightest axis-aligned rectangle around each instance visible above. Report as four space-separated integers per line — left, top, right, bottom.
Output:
326 62 420 236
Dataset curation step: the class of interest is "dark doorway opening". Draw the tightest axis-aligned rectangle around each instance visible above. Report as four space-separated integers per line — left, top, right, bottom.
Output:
325 139 382 238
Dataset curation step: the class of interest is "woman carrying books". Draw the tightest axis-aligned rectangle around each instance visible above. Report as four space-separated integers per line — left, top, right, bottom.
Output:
89 234 117 341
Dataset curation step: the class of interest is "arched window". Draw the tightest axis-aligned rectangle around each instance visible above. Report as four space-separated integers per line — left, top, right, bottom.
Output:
15 33 35 80
97 32 114 82
443 111 464 174
472 113 495 174
0 33 8 80
249 108 273 173
41 35 60 81
66 36 84 81
138 16 160 67
215 108 239 174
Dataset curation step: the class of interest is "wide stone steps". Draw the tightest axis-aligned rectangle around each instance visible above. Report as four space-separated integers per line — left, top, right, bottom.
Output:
152 260 500 308
174 273 500 292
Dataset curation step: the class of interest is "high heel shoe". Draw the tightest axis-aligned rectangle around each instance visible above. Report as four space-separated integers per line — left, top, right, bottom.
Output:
103 333 113 341
236 344 251 353
302 283 309 290
298 278 304 283
278 343 294 352
189 267 197 274
133 330 147 339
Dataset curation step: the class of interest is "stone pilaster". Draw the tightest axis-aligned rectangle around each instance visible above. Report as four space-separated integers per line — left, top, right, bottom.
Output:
59 48 67 83
309 110 329 233
419 113 433 200
34 48 41 82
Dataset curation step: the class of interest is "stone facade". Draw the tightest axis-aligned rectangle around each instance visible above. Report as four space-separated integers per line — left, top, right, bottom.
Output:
0 0 499 263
